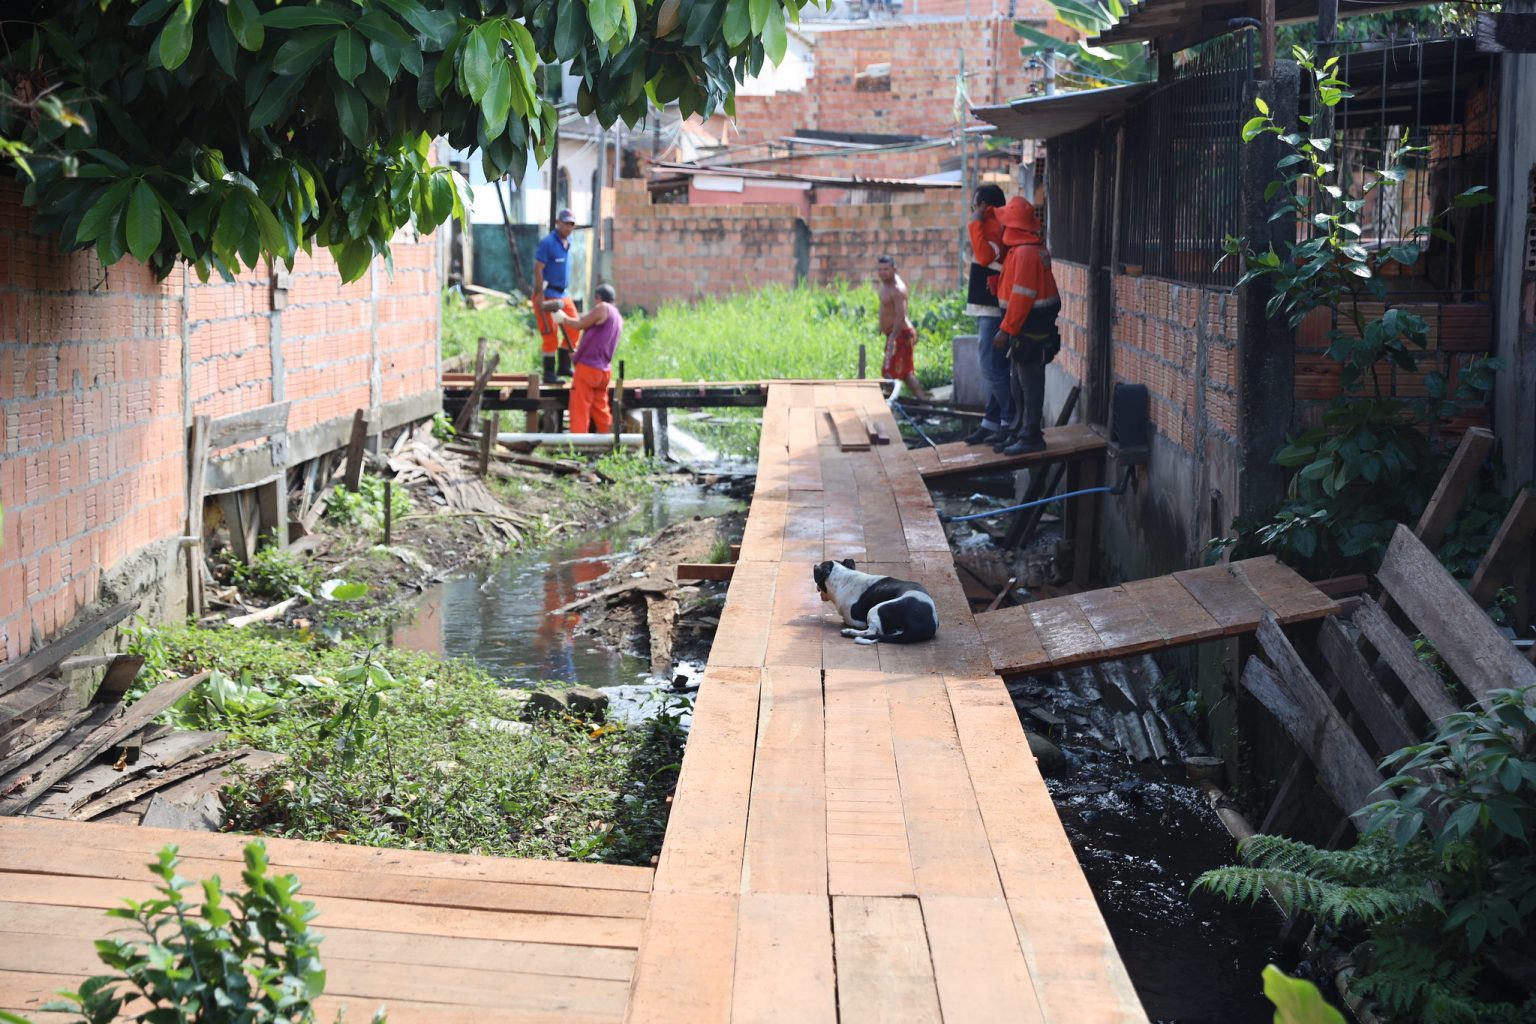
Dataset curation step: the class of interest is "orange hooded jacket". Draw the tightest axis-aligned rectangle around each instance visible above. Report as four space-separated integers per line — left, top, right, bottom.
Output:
996 197 1060 337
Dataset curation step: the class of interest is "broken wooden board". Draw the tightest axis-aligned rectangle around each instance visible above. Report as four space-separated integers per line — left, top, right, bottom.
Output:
1415 427 1494 550
0 602 139 699
1376 524 1536 706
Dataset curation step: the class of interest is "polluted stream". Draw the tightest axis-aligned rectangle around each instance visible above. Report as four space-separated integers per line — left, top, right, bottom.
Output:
389 481 743 722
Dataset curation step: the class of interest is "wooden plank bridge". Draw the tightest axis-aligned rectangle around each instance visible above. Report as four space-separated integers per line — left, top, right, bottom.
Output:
0 380 1347 1022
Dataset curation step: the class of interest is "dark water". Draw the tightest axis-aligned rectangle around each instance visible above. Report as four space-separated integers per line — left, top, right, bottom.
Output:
389 484 742 697
1010 665 1280 1024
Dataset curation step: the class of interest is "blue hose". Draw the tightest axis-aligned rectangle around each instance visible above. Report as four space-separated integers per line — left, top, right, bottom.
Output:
940 486 1118 523
888 401 938 449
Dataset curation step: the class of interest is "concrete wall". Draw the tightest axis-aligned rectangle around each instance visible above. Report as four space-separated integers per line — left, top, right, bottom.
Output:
611 180 964 306
0 184 441 667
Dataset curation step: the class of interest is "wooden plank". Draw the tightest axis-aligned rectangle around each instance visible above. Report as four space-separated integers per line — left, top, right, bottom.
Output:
625 892 738 1024
1352 596 1461 725
1469 489 1536 608
342 409 370 492
676 563 733 582
652 667 760 896
1316 616 1417 755
831 896 942 1024
0 682 66 744
93 655 145 703
1072 586 1163 656
0 601 138 699
824 670 914 897
451 352 501 435
1120 574 1224 644
185 415 210 617
1027 598 1106 668
68 748 246 820
0 816 653 893
1171 561 1271 633
25 730 225 819
0 901 639 981
206 401 290 451
1415 426 1495 549
918 424 1107 482
0 673 208 814
731 894 837 1024
1247 618 1386 828
828 407 871 452
0 872 644 950
1070 457 1101 588
1232 557 1340 624
975 604 1051 676
740 667 825 895
1376 524 1536 706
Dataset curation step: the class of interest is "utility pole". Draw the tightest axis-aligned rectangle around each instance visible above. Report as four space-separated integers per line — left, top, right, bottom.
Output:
592 128 606 297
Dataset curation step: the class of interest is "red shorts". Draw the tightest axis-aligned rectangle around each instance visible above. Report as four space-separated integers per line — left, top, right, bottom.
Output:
883 326 916 380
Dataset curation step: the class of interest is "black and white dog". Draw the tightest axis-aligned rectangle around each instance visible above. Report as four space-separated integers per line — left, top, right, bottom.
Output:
813 559 938 645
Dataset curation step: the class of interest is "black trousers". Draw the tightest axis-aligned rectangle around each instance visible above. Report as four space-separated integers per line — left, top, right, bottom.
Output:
1008 339 1048 443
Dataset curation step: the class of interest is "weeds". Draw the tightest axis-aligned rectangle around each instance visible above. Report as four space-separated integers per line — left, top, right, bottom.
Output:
325 474 410 530
231 547 316 601
126 625 681 865
442 291 539 372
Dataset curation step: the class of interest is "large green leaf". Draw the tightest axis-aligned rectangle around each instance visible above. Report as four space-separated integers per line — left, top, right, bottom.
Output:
261 4 354 29
748 0 770 33
334 29 367 83
125 179 163 262
248 71 306 128
761 3 786 64
481 62 513 139
587 0 624 43
227 0 265 50
273 29 341 75
74 180 135 246
722 0 750 47
332 80 369 148
462 20 500 99
554 0 586 58
158 7 195 70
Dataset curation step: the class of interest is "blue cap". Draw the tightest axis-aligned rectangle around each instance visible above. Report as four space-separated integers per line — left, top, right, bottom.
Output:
556 208 576 223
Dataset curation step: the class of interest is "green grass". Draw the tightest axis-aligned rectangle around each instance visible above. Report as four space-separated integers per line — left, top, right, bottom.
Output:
620 283 962 388
441 283 965 386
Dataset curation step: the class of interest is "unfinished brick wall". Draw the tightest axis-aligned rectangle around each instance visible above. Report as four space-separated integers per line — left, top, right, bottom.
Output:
611 180 802 306
0 184 441 667
807 191 965 288
1110 274 1239 451
612 181 966 305
723 16 1053 178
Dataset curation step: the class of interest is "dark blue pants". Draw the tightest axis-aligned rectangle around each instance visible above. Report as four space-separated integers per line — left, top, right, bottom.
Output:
976 317 1015 431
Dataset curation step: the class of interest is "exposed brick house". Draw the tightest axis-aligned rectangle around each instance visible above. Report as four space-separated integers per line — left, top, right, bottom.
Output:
0 184 441 666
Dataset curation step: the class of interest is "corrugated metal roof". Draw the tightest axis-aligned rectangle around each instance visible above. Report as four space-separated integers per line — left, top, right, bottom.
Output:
969 84 1155 140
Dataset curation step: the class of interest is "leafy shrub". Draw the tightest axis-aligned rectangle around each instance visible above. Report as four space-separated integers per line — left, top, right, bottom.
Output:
325 474 410 530
231 547 317 601
1262 966 1346 1024
1220 51 1500 575
34 842 381 1024
1196 687 1536 1023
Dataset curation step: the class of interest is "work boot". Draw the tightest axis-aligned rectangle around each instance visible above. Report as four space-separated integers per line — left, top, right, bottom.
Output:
1003 436 1047 456
556 348 573 379
964 425 995 445
542 354 558 385
990 431 1015 453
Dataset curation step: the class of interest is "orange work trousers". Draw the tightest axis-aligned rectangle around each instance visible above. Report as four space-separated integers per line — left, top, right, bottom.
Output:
535 296 580 354
569 362 612 434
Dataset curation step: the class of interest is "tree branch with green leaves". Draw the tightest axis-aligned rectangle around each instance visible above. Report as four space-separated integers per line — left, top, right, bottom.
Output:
0 0 805 283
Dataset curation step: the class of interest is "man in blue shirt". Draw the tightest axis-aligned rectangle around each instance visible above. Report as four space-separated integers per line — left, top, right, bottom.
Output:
533 208 580 384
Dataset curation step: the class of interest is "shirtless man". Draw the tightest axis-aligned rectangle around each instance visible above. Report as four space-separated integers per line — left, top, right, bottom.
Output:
875 255 930 401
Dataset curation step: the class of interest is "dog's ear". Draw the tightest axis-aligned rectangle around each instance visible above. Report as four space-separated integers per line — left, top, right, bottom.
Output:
841 558 857 570
813 561 832 589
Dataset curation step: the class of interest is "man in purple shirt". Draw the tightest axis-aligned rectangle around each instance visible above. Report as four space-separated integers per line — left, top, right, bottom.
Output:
552 283 623 433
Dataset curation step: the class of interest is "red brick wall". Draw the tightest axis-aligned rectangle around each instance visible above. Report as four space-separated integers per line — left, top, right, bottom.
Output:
612 180 965 304
0 186 441 667
1110 275 1239 451
721 16 1052 178
807 190 965 289
1051 261 1239 452
611 180 802 305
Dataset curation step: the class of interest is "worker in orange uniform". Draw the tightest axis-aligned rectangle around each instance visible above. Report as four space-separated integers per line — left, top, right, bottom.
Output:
964 183 1012 446
533 208 580 384
551 283 623 434
993 196 1060 456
